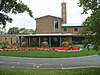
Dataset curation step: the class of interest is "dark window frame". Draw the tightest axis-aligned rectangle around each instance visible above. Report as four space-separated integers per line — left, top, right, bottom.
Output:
54 20 59 32
11 38 12 44
63 27 67 32
74 28 78 32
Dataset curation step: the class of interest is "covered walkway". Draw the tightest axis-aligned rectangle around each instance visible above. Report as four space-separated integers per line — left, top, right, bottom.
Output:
17 34 84 47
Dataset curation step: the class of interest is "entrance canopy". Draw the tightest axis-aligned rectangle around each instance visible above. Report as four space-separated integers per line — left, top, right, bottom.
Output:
17 33 81 37
17 34 82 47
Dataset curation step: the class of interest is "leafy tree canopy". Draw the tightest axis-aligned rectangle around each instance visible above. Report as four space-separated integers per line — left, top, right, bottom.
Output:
79 0 100 50
0 27 6 34
7 27 35 34
0 0 33 28
19 27 35 34
8 27 19 34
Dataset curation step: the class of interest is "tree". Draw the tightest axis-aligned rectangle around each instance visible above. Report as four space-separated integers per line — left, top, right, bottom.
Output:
7 27 35 34
0 0 33 28
19 28 35 34
0 27 6 34
79 0 100 50
26 29 35 34
19 28 27 34
8 27 19 34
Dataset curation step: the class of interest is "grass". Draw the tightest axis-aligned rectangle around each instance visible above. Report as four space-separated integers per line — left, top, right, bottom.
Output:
0 67 100 75
98 52 100 55
0 48 99 58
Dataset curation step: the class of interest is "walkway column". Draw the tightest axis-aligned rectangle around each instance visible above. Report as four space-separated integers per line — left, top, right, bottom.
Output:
60 36 62 47
19 36 21 47
28 37 31 47
49 37 51 47
17 36 20 48
39 37 41 47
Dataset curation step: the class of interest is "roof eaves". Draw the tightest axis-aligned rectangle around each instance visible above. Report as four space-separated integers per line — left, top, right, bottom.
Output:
35 15 62 20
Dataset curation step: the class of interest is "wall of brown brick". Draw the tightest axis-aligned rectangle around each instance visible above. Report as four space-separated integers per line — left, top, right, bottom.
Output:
0 35 17 45
36 16 62 34
62 26 83 34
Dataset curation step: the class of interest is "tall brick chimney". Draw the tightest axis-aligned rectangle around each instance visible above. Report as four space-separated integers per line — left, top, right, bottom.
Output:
61 1 67 24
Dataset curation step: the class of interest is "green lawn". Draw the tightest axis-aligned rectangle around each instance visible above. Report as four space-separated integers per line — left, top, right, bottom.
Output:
0 68 100 75
0 48 99 58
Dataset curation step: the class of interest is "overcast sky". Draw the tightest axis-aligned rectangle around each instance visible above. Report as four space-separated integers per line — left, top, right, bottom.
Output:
6 0 89 31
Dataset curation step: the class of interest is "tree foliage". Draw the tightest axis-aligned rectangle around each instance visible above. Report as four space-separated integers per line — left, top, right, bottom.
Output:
19 28 35 34
79 0 100 50
0 27 6 34
0 0 33 28
19 28 27 34
7 27 35 34
8 27 19 34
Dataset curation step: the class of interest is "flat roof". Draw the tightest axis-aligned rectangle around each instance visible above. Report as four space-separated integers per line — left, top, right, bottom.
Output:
0 33 81 37
0 34 17 36
62 23 82 27
17 33 81 37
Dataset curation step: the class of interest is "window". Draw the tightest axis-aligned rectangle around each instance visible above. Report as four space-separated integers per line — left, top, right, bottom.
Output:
16 38 18 43
74 28 78 32
63 28 67 31
54 20 59 32
21 38 24 42
5 38 7 40
55 20 58 28
11 38 12 44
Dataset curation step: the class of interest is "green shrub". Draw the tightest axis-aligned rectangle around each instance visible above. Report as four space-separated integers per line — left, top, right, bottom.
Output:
0 41 9 48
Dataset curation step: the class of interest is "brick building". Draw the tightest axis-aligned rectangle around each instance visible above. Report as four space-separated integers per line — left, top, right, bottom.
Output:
0 34 18 48
0 1 84 47
35 2 83 35
35 15 62 34
16 1 84 47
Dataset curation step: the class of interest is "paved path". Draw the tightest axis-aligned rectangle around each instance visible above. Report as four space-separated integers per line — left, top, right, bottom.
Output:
0 55 100 69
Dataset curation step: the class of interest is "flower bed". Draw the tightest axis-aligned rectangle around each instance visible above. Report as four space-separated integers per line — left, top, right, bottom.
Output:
1 47 18 51
0 47 81 52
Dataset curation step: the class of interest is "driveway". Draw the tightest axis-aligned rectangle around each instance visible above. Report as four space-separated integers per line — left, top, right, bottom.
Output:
0 55 100 69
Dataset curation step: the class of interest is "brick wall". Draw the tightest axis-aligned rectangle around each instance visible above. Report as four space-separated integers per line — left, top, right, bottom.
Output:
0 35 17 45
62 26 83 34
36 15 62 34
